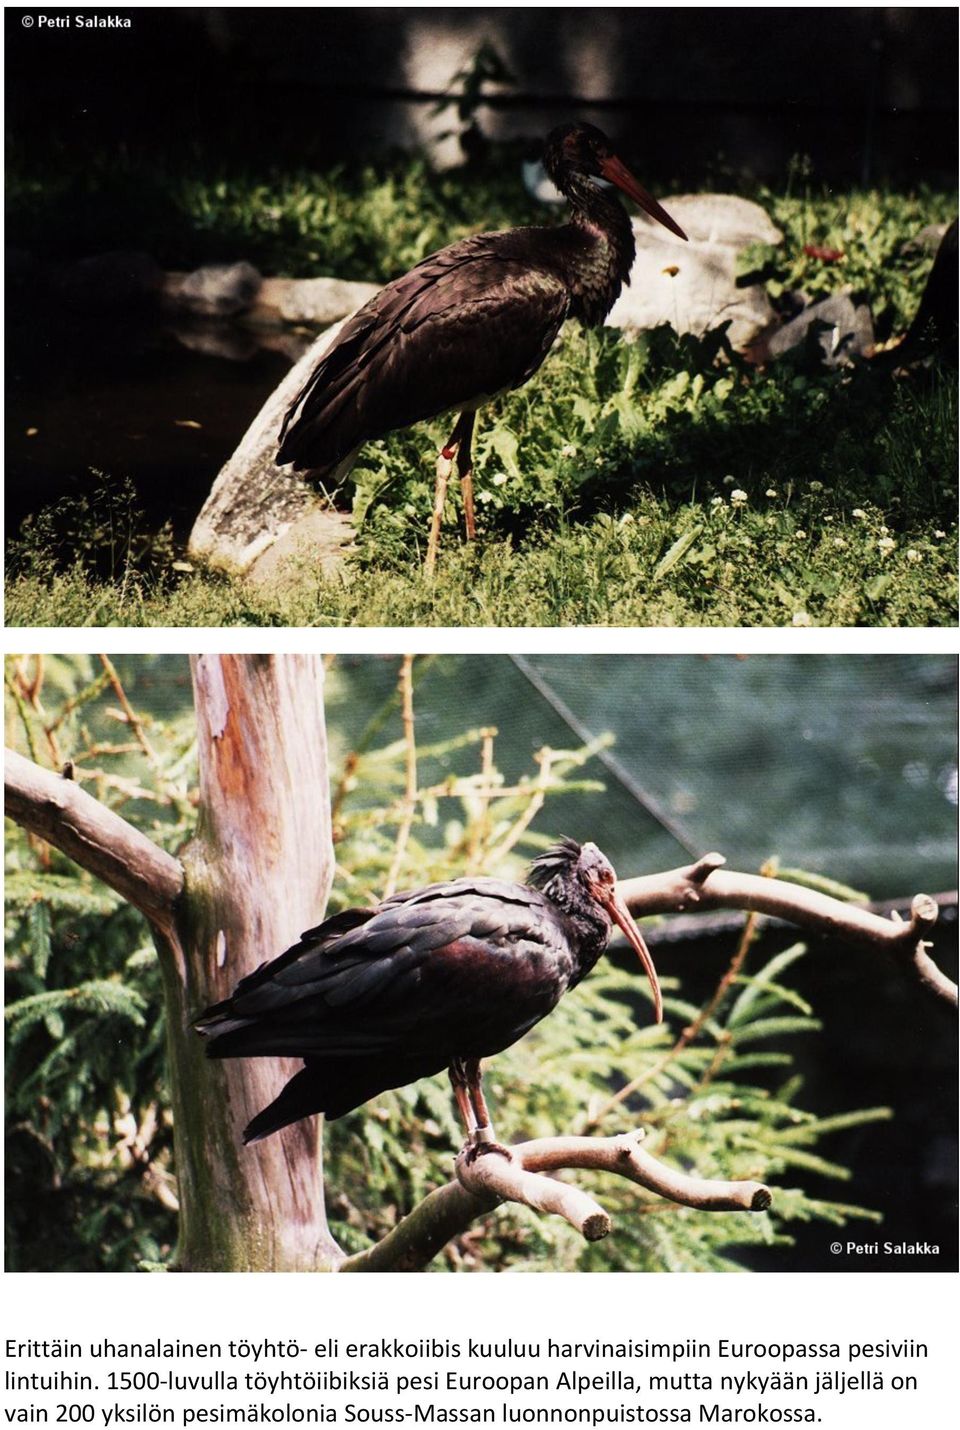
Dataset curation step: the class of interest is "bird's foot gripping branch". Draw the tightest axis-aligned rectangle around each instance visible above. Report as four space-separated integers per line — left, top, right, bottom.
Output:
458 1130 772 1240
337 1129 771 1272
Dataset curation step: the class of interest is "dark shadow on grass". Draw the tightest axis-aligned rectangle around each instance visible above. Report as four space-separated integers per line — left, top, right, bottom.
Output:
498 332 956 542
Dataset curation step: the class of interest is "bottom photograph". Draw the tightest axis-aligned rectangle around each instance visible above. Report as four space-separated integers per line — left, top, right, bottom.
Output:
4 653 957 1274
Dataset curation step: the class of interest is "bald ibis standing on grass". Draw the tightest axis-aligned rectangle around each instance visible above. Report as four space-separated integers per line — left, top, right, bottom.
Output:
195 839 663 1152
277 123 688 572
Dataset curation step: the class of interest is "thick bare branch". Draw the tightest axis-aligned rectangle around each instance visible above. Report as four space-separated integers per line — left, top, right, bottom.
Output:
455 1145 611 1241
520 1132 771 1212
619 855 957 1009
4 748 183 935
338 1128 768 1272
897 895 955 1004
336 1180 490 1273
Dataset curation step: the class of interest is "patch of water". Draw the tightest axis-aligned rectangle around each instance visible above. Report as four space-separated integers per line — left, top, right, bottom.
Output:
6 307 308 543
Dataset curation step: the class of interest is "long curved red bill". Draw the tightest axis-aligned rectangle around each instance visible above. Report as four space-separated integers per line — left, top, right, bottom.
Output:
601 888 664 1023
600 154 688 242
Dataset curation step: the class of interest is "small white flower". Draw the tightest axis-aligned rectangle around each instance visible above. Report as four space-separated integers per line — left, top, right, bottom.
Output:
906 548 922 563
560 444 577 459
877 536 896 556
879 525 890 536
934 529 946 539
795 530 807 540
851 508 866 519
491 472 508 487
730 489 748 506
808 480 824 492
478 491 494 505
792 611 812 627
594 457 604 467
833 537 848 549
765 488 778 498
710 496 724 507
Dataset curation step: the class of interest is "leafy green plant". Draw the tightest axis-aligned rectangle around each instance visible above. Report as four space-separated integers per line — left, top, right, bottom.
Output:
7 472 179 620
743 166 953 341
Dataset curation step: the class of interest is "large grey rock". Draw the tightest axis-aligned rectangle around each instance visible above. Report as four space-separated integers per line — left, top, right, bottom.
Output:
188 319 354 576
900 222 950 257
888 217 957 364
246 509 356 589
258 275 381 324
163 261 263 317
653 193 782 249
607 194 782 350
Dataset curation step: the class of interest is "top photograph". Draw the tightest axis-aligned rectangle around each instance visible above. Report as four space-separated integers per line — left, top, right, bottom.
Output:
5 6 957 629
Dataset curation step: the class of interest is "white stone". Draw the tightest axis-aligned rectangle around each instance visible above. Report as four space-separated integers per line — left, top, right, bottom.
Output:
607 194 782 350
258 276 381 325
188 320 352 576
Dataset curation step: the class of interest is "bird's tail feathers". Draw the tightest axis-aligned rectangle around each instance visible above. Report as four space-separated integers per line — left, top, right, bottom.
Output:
243 1067 326 1144
241 1056 409 1143
277 320 386 470
277 374 372 471
196 1019 324 1060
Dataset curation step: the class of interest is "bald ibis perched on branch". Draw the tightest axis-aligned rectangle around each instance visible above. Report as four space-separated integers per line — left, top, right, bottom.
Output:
277 123 687 572
195 839 663 1151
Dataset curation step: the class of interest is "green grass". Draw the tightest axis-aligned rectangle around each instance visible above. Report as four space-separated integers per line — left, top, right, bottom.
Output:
6 143 956 627
7 392 955 628
6 145 546 280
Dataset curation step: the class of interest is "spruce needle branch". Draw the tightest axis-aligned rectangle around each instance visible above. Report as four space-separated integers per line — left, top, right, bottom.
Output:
99 654 162 772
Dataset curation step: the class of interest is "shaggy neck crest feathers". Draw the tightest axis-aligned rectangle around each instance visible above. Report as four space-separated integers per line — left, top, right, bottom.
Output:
527 837 583 893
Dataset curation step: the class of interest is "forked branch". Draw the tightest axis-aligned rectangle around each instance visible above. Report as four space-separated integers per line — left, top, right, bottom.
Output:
338 1128 770 1272
619 854 956 1009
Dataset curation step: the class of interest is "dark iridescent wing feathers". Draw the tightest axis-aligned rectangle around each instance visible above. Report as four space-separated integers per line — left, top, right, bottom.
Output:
277 231 571 474
195 877 570 1059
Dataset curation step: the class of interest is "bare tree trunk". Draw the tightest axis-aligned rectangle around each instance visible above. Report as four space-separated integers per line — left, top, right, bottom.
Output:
166 655 340 1270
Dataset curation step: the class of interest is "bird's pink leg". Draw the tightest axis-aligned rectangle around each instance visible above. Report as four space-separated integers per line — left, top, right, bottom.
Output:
426 411 479 572
425 448 452 577
449 1059 478 1136
453 412 477 541
463 1057 512 1161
